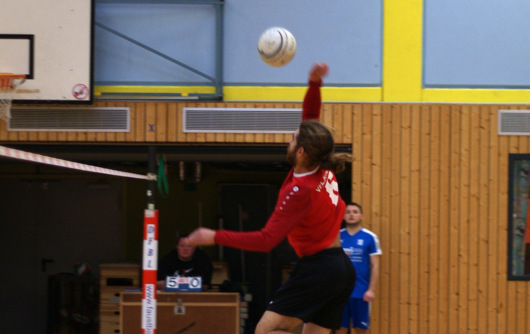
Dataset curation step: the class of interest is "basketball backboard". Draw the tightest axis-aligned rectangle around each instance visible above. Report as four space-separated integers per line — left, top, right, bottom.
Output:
0 0 93 103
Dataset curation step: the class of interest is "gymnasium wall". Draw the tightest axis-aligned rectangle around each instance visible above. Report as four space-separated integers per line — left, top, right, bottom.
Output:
1 100 528 333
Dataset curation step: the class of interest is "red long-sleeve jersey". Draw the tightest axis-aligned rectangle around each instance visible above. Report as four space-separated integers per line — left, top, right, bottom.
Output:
214 79 345 257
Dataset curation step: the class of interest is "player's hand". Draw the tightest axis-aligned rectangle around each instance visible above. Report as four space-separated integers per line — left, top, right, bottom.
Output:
363 290 375 302
186 227 216 246
309 62 329 82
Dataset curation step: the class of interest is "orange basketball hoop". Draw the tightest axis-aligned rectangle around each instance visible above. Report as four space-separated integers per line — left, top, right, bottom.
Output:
0 73 26 121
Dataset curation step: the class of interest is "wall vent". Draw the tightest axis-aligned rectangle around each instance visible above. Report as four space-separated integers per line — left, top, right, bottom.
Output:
8 107 130 132
183 108 302 133
498 110 530 135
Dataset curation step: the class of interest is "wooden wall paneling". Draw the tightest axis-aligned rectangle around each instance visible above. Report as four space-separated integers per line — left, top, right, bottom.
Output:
134 103 145 142
167 102 178 142
438 104 452 334
27 129 37 141
342 104 353 144
351 104 362 200
320 103 329 126
175 103 186 143
448 104 461 334
399 105 411 334
516 281 526 334
458 104 471 333
86 125 96 142
146 102 157 142
485 105 499 334
418 104 431 333
523 283 530 333
67 130 79 142
408 104 420 333
0 119 7 141
56 128 66 142
330 103 343 144
361 104 373 227
17 128 28 141
155 102 167 142
371 104 383 233
476 105 490 334
457 105 468 333
368 103 382 334
427 105 440 333
7 126 18 141
467 105 480 333
76 129 87 142
45 130 56 142
377 103 392 334
37 127 48 142
389 104 402 334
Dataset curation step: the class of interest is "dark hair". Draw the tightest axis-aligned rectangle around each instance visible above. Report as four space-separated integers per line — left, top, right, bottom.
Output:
176 233 190 243
346 202 363 213
297 120 353 174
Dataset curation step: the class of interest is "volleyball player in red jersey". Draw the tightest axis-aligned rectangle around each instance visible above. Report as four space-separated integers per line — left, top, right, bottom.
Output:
187 63 355 334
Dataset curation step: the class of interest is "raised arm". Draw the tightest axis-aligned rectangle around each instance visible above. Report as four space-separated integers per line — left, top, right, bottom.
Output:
302 62 329 121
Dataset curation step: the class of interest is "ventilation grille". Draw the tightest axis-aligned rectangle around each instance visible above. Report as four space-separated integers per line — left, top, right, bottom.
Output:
8 107 130 132
183 108 302 133
498 110 530 135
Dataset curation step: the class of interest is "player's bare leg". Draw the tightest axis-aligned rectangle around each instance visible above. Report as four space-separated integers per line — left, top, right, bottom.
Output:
255 311 302 334
301 322 332 334
255 310 334 334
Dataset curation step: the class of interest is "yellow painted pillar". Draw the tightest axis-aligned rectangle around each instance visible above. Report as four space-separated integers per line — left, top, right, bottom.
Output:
382 0 424 102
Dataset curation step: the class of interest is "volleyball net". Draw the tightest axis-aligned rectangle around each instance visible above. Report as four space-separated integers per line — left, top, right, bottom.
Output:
0 144 160 334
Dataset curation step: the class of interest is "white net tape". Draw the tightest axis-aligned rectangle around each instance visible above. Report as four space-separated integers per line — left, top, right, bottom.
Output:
0 145 151 180
0 75 25 121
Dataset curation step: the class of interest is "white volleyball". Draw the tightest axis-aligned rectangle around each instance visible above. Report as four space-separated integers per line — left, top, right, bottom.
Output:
257 27 297 67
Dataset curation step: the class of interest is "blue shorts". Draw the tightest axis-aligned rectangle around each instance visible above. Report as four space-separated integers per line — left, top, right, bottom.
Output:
340 298 370 329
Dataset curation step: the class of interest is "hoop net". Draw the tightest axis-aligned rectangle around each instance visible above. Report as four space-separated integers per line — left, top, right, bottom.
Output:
0 74 26 121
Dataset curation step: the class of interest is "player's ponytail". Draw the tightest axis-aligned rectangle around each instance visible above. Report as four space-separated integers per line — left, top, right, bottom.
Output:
297 120 353 174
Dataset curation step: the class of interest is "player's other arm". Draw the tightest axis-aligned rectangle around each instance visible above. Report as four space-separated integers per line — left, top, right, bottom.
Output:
302 62 329 121
364 254 381 302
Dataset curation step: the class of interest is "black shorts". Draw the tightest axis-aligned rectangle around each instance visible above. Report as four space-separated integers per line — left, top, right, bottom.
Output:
267 247 356 329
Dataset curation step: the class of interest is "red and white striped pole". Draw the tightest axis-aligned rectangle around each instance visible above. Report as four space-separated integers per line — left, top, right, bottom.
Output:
142 146 159 334
142 208 158 334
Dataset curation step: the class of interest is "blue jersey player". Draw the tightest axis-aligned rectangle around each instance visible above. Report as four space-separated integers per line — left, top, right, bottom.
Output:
338 202 382 334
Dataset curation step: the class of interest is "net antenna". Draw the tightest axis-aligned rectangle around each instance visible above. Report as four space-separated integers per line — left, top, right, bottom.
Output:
0 73 26 121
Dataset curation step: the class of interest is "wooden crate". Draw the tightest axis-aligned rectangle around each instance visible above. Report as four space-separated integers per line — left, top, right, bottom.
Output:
99 263 140 334
120 292 240 334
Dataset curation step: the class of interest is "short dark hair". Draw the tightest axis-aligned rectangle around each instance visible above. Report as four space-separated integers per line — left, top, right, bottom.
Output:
346 202 363 213
176 233 190 243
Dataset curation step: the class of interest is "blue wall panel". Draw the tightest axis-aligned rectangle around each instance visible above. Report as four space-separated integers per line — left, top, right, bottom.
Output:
94 0 382 87
424 0 530 88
